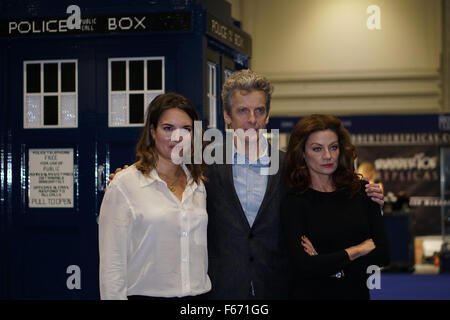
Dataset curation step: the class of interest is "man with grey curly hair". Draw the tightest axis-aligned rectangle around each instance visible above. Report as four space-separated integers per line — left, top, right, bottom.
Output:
205 69 291 299
221 69 274 118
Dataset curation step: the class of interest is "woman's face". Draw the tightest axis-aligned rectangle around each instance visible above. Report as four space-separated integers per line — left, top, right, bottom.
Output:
303 129 340 178
151 108 193 163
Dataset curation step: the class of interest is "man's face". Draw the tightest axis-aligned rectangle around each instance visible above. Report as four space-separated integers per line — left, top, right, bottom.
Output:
224 89 269 134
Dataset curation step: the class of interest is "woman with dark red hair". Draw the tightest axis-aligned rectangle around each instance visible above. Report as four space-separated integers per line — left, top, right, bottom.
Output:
281 114 390 300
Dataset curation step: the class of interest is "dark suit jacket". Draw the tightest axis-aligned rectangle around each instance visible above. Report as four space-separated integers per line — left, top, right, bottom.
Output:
204 150 291 299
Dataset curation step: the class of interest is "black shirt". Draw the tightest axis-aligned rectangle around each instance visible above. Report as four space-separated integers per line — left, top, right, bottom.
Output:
280 182 390 300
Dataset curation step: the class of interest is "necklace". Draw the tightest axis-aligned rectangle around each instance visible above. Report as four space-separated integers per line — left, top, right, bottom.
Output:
157 170 183 193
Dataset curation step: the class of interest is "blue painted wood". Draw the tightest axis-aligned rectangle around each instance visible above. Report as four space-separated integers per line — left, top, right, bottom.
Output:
0 35 8 300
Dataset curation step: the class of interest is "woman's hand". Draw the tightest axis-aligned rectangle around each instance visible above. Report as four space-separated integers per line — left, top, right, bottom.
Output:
345 238 376 261
301 235 318 256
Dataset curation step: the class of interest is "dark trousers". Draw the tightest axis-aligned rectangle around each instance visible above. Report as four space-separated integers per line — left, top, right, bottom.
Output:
127 293 209 300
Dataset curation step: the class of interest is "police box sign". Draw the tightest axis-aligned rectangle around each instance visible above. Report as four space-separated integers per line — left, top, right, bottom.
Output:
1 11 191 37
206 14 251 56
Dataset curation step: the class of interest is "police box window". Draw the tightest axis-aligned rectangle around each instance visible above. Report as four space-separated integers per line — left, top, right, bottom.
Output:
207 61 217 129
224 68 234 80
108 57 164 127
24 60 78 128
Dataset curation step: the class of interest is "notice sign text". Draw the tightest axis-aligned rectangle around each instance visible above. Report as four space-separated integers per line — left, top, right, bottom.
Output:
29 148 74 208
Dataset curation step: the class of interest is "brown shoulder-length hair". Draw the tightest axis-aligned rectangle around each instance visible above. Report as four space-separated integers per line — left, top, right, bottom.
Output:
284 114 362 197
135 92 206 183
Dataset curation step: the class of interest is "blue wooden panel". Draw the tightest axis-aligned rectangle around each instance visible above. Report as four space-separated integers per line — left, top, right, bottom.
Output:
0 38 8 300
6 38 99 299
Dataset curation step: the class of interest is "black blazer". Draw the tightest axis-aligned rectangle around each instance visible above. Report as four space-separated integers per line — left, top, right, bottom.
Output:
204 150 290 299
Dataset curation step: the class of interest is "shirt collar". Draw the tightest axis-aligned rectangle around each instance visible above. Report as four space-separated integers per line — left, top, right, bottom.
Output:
233 139 270 167
138 163 195 188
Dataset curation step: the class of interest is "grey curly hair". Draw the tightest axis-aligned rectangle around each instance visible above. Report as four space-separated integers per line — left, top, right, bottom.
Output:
221 69 274 115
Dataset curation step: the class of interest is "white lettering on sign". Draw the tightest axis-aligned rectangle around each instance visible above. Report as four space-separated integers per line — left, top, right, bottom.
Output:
374 153 437 171
108 17 147 31
8 19 70 34
210 18 244 49
28 149 74 208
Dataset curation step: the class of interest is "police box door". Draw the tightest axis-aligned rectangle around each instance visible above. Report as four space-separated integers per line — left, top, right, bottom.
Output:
94 39 173 200
7 38 99 299
7 36 175 299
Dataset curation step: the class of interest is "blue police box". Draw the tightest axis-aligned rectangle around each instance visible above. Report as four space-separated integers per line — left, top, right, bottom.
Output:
0 0 251 299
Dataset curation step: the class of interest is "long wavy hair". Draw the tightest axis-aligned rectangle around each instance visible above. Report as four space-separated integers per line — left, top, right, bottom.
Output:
284 114 362 197
135 92 206 183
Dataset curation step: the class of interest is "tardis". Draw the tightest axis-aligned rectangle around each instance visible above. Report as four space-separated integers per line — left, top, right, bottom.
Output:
0 0 251 299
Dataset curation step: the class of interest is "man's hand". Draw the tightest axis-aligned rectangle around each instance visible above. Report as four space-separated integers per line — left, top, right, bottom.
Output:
364 180 384 207
107 165 129 186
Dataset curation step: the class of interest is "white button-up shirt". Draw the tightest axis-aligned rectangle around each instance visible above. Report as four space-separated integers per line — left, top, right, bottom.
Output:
99 164 211 300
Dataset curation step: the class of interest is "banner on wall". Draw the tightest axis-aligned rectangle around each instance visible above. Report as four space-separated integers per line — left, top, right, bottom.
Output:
356 142 440 236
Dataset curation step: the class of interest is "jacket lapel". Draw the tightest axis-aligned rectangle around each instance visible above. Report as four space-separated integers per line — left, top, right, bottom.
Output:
252 169 280 227
220 162 252 229
252 150 284 227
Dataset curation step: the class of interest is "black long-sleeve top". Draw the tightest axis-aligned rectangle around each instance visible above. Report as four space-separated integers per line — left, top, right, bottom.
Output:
280 182 390 300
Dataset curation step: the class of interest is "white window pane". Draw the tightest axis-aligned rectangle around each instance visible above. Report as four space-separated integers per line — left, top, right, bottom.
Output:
110 93 127 126
25 95 41 127
146 92 161 110
61 95 77 126
109 57 164 127
24 59 78 129
224 69 234 80
212 66 216 96
209 96 216 128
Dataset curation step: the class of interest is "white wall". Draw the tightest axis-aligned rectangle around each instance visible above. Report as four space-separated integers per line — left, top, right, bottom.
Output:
228 0 443 116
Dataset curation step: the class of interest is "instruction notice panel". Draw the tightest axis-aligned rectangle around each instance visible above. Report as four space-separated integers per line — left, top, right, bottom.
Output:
29 148 74 208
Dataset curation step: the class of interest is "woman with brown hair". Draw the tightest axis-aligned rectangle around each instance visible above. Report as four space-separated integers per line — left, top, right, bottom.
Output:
99 93 210 300
280 114 390 300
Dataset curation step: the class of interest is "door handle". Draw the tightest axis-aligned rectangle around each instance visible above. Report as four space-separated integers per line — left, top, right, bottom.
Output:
97 164 105 192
